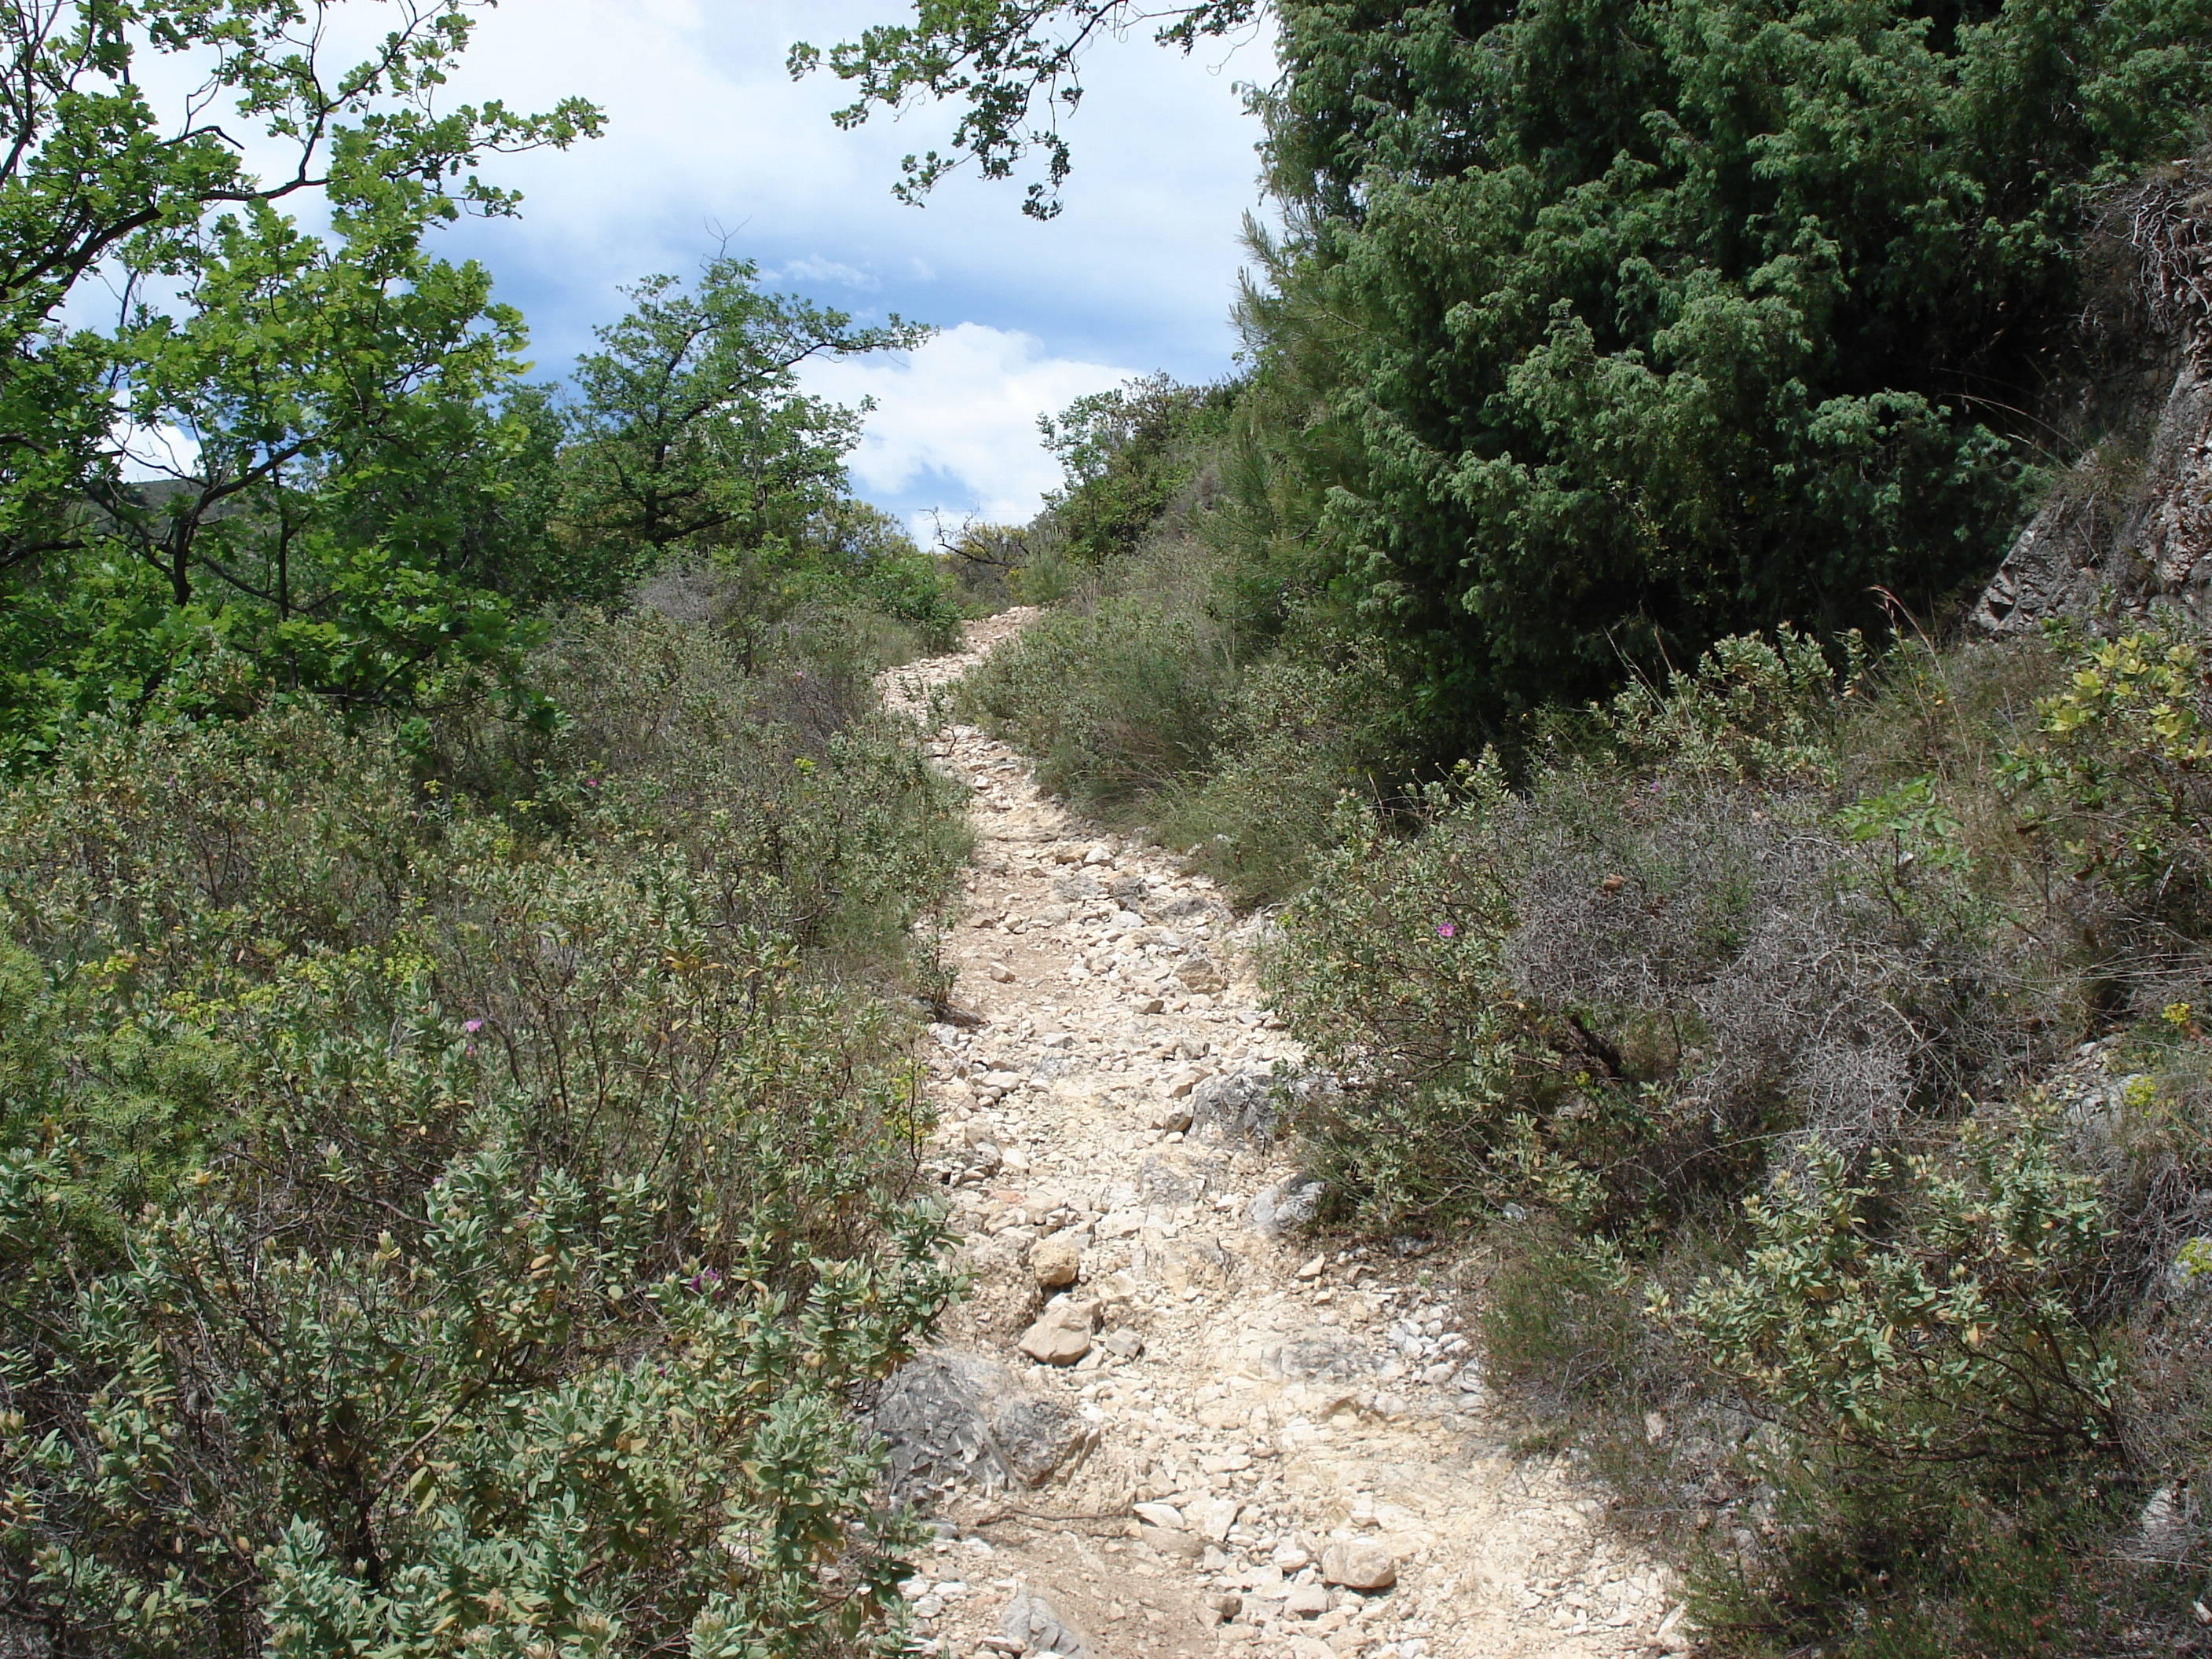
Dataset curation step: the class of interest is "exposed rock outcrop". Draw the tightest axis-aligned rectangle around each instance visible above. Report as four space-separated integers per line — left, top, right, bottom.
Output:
1974 164 2212 634
874 1351 1096 1495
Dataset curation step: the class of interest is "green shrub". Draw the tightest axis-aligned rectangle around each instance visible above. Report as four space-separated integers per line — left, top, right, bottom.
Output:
1037 375 1236 566
1266 630 2052 1239
1246 620 2212 1650
958 545 1233 811
1479 1226 1676 1415
1657 1098 2148 1656
1598 628 1866 786
1676 1109 2120 1465
1262 771 1540 1227
434 606 969 967
0 614 965 1657
1689 1464 2110 1659
1153 628 1423 903
1232 0 2212 738
2005 617 2212 939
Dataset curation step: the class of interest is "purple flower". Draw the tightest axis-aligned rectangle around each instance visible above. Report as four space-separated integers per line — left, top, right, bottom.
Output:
463 1019 482 1035
1436 922 1456 939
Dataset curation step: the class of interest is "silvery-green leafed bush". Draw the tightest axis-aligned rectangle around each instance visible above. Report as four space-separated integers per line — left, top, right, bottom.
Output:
1267 632 2045 1239
1258 628 2179 1654
1674 1108 2120 1464
0 613 964 1658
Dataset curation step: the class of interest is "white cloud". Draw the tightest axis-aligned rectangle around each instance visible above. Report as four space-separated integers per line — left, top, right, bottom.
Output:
110 399 201 482
765 256 881 291
423 0 1271 374
801 324 1137 530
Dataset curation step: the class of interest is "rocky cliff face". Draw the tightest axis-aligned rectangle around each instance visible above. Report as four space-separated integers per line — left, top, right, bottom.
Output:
1973 166 2212 635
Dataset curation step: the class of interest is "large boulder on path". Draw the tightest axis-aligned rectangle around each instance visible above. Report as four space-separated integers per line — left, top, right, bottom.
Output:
1320 1538 1399 1591
873 1351 1094 1496
1002 1588 1090 1657
1017 1300 1094 1365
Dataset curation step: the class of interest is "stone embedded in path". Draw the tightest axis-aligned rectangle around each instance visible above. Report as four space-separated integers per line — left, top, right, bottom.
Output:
1247 1177 1326 1238
964 1138 1005 1177
1139 1525 1206 1563
1150 1101 1194 1133
1017 1303 1093 1366
1029 1238 1080 1288
1002 1589 1089 1657
1174 954 1228 994
1196 1497 1241 1541
1192 1068 1275 1141
1320 1538 1399 1591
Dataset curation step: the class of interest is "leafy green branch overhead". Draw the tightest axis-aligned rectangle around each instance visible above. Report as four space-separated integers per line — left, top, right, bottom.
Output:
789 2 1261 218
0 0 599 575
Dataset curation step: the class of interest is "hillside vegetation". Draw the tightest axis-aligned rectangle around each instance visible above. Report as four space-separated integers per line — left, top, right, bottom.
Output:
0 5 971 1652
0 613 967 1656
976 434 2212 1653
873 2 2212 1650
7 0 2212 1654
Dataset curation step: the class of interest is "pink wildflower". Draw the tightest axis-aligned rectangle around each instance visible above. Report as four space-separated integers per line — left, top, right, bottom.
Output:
1436 922 1456 939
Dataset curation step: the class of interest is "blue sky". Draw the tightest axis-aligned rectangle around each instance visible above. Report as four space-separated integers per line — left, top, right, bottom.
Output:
417 0 1276 533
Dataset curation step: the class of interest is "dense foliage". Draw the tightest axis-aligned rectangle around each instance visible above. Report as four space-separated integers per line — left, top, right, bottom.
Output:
0 611 967 1657
1251 620 2212 1654
817 0 2212 738
0 0 595 759
0 2 956 765
0 7 976 1654
1240 0 2208 731
1037 374 1235 565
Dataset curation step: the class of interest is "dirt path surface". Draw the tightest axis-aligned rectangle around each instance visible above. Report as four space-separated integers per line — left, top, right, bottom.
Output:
874 615 1692 1659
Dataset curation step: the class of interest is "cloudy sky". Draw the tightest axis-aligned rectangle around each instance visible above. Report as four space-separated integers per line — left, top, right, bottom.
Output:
417 0 1276 535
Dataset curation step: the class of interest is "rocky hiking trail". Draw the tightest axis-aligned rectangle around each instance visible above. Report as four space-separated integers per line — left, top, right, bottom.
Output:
873 613 1694 1659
